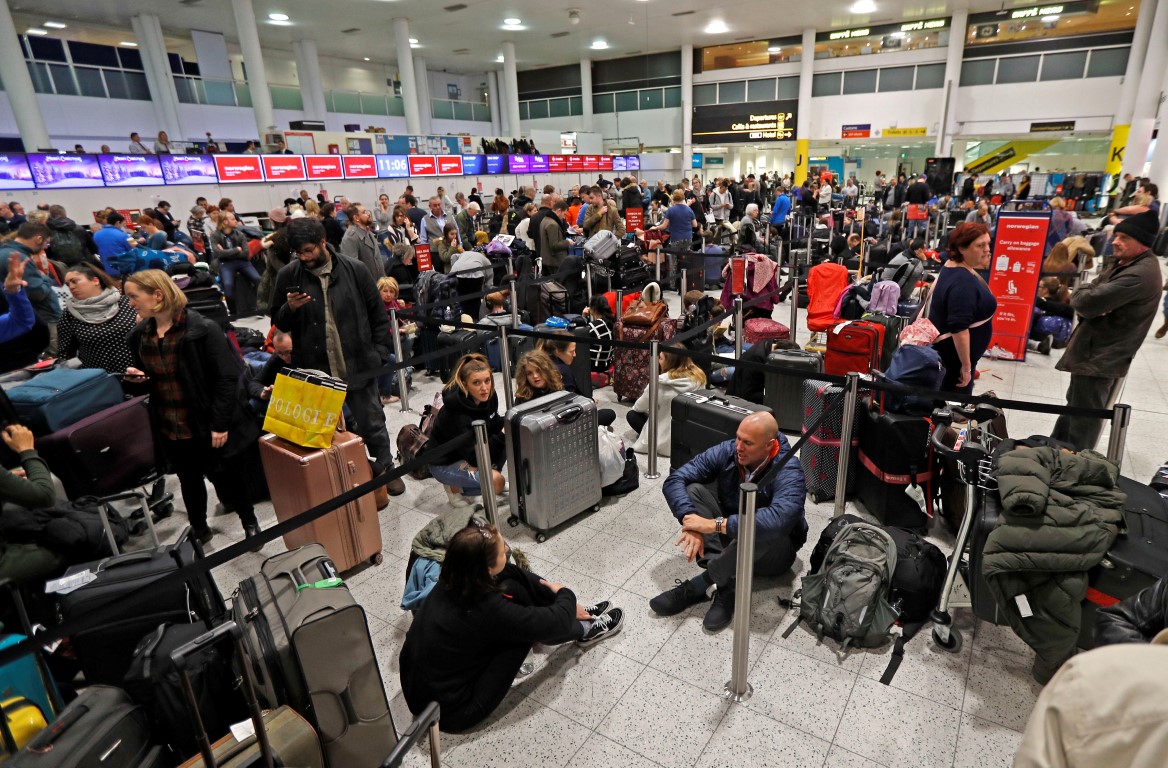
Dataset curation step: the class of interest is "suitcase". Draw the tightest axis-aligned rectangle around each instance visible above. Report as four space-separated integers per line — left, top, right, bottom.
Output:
612 319 676 402
764 349 823 432
966 487 1011 626
186 290 229 331
670 391 772 470
800 379 860 503
0 696 48 757
505 392 602 539
859 312 904 371
176 622 324 768
34 397 158 501
743 318 790 345
436 329 489 380
854 406 933 532
0 586 62 737
7 368 123 436
6 686 157 767
258 431 384 573
231 545 394 768
536 281 569 325
703 248 727 288
825 320 884 376
57 528 225 686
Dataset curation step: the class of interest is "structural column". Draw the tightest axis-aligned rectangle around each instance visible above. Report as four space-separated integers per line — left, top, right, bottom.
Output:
502 41 522 138
935 9 968 159
231 0 275 138
1143 62 1168 202
393 19 421 135
681 44 693 174
579 58 594 133
133 14 185 143
1123 0 1168 179
293 39 327 123
794 28 815 187
1105 0 1157 199
0 0 51 150
486 70 502 136
414 57 433 135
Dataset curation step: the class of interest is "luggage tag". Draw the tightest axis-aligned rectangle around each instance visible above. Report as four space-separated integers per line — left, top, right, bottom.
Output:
44 569 97 595
1015 594 1034 618
904 483 927 514
295 576 344 592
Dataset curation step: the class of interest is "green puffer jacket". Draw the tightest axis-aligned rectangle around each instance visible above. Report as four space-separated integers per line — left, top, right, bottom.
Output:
983 446 1126 683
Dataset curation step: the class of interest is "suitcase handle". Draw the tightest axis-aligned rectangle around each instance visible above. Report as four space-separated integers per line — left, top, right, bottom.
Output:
555 405 584 424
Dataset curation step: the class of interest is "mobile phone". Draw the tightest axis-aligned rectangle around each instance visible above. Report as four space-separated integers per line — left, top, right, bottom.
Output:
287 286 301 294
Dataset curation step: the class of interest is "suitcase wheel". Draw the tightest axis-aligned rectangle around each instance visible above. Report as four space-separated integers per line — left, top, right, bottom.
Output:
370 552 384 566
508 515 520 528
536 532 548 543
931 626 963 653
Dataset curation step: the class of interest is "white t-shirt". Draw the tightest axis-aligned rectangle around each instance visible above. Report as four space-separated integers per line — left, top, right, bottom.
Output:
818 185 833 205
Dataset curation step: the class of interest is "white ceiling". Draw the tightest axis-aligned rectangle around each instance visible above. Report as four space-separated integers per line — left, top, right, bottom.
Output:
10 1 1059 74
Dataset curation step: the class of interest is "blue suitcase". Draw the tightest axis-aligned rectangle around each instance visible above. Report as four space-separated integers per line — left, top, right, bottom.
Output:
8 368 123 436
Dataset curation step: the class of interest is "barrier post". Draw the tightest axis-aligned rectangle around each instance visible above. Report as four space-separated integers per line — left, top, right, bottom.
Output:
734 297 744 360
833 372 862 517
655 249 662 286
499 326 515 410
616 288 624 317
645 339 661 480
509 276 520 328
722 482 757 703
1106 403 1132 466
680 266 688 296
586 261 594 303
389 308 411 413
472 420 501 529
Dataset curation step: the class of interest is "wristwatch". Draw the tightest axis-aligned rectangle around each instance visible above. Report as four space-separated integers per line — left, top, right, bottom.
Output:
714 517 726 534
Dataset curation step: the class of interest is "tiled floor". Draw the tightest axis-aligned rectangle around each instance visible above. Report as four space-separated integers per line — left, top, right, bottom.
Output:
146 258 1168 767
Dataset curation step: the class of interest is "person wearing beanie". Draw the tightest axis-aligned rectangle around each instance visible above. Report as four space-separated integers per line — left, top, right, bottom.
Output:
1051 209 1162 450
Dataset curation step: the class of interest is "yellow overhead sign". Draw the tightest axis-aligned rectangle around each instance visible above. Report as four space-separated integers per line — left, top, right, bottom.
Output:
883 127 928 137
964 140 1057 175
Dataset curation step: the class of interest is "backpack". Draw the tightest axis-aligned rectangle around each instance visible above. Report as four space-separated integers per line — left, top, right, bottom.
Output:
1154 226 1168 257
879 344 944 415
395 393 444 480
230 325 265 351
1034 314 1073 346
867 280 901 316
50 227 87 266
786 522 899 651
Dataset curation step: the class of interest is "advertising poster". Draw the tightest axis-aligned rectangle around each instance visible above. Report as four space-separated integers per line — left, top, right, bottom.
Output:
461 155 485 175
625 209 643 231
213 155 265 183
343 155 378 179
376 155 410 179
407 155 438 176
414 243 434 271
436 156 463 176
987 211 1051 361
0 154 35 189
261 155 307 182
28 153 104 188
305 155 344 180
159 154 217 185
98 154 165 186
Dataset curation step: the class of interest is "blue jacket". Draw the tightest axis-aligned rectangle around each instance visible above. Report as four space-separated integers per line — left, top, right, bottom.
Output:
663 437 807 542
0 242 60 323
0 287 35 343
769 193 792 225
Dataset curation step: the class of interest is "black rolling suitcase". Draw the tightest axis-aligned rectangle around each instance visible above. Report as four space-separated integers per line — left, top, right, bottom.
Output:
763 349 823 433
435 328 489 380
670 391 772 470
854 405 933 533
966 487 1008 625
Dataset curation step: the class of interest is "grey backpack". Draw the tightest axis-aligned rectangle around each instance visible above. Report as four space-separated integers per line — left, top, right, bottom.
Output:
787 522 899 650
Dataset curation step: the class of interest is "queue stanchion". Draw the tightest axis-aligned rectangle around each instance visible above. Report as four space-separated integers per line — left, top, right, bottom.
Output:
616 288 624 318
1106 402 1132 466
645 339 661 480
734 297 744 360
509 276 520 328
722 482 758 703
499 326 515 410
833 372 862 517
586 261 594 304
680 265 688 297
655 248 662 286
472 420 501 529
389 308 411 413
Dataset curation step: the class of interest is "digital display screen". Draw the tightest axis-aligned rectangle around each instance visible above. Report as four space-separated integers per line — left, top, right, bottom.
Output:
625 155 641 170
97 154 165 186
0 154 37 190
376 155 410 178
582 156 600 171
213 155 265 183
461 155 485 175
599 156 614 171
159 154 218 185
530 155 549 173
28 153 104 188
486 155 506 174
508 155 532 173
566 155 584 172
304 155 344 180
436 156 463 176
547 155 568 172
342 155 378 179
261 155 307 181
612 156 627 172
407 155 438 176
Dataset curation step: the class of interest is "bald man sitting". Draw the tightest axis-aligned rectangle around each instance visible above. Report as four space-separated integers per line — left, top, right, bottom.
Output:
652 412 808 631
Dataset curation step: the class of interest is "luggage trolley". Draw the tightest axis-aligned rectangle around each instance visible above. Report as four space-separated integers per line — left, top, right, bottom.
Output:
926 403 1005 653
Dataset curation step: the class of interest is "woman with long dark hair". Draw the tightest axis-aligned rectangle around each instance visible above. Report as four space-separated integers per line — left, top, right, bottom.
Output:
56 264 137 373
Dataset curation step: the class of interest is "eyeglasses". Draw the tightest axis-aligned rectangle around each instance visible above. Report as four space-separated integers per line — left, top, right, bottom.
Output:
294 245 319 257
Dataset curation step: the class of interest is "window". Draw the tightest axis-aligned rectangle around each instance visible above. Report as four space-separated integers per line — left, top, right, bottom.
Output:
518 101 529 120
26 37 67 63
641 89 663 109
75 67 107 98
471 102 490 121
1040 51 1087 81
915 63 945 89
48 64 78 96
593 93 614 113
995 55 1040 84
528 100 549 119
26 62 52 94
67 41 119 68
879 66 914 92
569 96 583 115
842 69 877 94
123 72 151 100
117 48 143 70
550 97 571 118
615 90 638 112
960 58 995 86
777 77 799 99
693 83 717 105
812 72 842 96
1086 47 1129 78
663 86 681 108
718 80 745 103
747 78 775 101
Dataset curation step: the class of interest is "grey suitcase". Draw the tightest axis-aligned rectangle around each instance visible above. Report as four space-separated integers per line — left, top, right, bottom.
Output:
7 686 159 767
764 350 824 433
231 545 396 768
505 392 602 541
670 391 772 470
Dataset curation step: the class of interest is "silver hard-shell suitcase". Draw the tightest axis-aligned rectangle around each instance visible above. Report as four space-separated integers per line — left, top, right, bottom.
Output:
504 392 602 541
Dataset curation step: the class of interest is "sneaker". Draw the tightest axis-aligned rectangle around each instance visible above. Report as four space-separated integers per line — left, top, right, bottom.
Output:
243 522 262 552
578 608 624 648
703 587 735 631
582 600 611 618
1037 334 1054 356
649 579 710 616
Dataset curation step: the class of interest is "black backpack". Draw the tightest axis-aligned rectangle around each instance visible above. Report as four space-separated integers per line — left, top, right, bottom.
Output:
49 227 87 266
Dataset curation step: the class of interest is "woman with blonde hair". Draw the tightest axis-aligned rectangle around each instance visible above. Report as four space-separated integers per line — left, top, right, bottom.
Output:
513 350 563 405
627 343 707 457
427 354 507 508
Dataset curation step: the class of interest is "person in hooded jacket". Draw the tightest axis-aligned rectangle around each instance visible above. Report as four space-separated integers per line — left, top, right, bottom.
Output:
427 354 507 508
626 344 707 457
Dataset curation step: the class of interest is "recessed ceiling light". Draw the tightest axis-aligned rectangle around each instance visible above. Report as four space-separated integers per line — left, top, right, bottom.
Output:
767 45 781 52
26 28 48 35
502 23 524 31
268 12 289 21
269 20 291 26
504 17 521 24
849 0 876 13
497 54 505 62
704 20 728 34
363 57 370 61
591 40 608 49
410 42 420 48
120 41 137 46
43 21 66 29
409 38 418 44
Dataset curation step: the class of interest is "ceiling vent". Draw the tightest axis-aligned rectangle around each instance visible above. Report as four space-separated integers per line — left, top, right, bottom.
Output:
551 31 570 38
444 3 468 10
341 27 360 34
671 10 695 16
453 48 470 54
178 0 202 5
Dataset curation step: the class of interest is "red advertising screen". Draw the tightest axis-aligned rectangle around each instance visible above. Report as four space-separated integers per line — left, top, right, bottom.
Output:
305 155 344 180
566 155 584 172
547 155 568 172
408 155 438 176
582 155 600 171
436 155 463 176
625 209 643 231
599 155 614 171
341 155 377 179
987 211 1051 361
213 155 264 183
414 243 434 272
261 155 306 181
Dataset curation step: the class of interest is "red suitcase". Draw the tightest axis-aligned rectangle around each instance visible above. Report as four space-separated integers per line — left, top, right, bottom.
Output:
258 432 384 572
743 318 790 345
825 320 885 377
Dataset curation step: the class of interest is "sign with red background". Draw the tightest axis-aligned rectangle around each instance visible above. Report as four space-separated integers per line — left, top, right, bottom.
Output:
582 155 600 171
414 243 434 271
565 155 584 172
547 155 568 172
987 211 1051 361
261 155 306 181
341 155 377 178
599 156 614 171
305 155 344 180
625 209 643 231
436 156 463 176
408 156 437 176
213 155 264 182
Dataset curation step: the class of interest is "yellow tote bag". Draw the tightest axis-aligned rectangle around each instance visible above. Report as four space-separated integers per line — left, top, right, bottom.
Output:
263 370 347 449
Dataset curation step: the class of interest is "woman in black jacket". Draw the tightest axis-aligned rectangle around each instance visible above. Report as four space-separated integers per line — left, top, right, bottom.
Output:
428 354 507 506
210 213 260 316
320 202 344 248
513 350 562 405
399 521 624 733
124 269 261 545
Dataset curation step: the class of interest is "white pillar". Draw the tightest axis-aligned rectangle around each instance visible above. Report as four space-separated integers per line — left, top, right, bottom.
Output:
794 28 815 187
1124 0 1168 178
497 69 511 136
133 14 184 142
1144 65 1168 197
681 45 693 173
486 70 502 136
1115 0 1157 125
393 19 421 135
293 39 327 122
414 57 433 135
579 58 594 133
502 41 522 137
0 0 50 150
935 9 968 158
231 0 275 138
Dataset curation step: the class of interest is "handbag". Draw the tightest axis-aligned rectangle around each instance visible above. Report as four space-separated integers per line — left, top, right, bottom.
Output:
621 298 667 328
262 369 348 449
898 285 941 346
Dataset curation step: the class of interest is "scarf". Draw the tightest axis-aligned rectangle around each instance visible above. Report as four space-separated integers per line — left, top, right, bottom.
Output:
67 288 122 324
